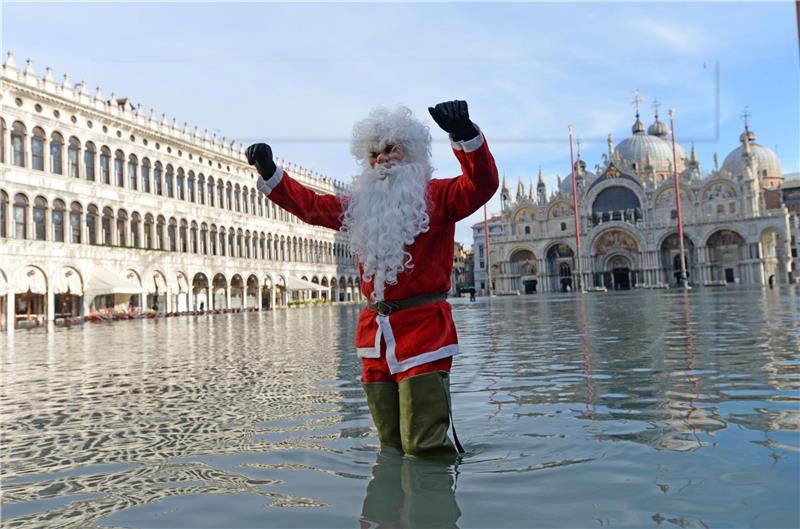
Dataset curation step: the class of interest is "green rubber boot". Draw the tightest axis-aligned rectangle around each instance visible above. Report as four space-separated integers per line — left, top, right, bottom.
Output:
363 381 402 450
398 371 458 460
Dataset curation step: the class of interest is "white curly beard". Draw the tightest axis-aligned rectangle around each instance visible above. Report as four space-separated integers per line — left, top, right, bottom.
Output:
341 161 431 302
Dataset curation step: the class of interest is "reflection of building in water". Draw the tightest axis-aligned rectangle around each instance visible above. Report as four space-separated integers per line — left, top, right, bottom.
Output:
472 105 794 294
0 53 361 331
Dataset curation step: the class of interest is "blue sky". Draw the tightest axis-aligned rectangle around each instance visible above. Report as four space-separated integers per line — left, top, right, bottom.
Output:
3 1 798 245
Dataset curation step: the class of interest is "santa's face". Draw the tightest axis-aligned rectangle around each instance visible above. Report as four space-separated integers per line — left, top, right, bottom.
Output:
368 143 404 168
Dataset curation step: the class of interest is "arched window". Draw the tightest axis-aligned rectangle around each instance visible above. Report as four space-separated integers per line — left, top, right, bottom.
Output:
31 127 46 171
243 230 249 258
179 219 188 252
241 186 248 214
13 193 29 239
200 223 208 254
70 202 82 243
210 225 217 255
258 196 263 216
176 168 185 200
128 154 138 190
33 196 47 240
217 180 224 209
226 183 233 211
11 121 26 167
84 141 96 181
130 212 141 248
219 226 226 256
524 226 531 235
156 216 165 250
165 165 175 198
207 176 214 207
141 158 151 193
190 221 198 253
144 214 154 249
229 228 236 257
117 209 128 247
102 207 114 245
187 171 195 203
168 218 177 251
52 199 65 242
68 137 80 178
114 150 125 187
198 174 205 205
259 234 265 260
86 204 99 245
234 185 241 213
154 162 163 195
99 146 111 184
50 132 63 174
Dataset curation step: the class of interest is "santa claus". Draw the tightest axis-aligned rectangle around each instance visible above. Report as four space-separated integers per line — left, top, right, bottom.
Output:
247 100 498 458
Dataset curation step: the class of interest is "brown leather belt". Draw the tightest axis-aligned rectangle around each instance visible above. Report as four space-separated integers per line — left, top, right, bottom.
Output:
366 292 448 316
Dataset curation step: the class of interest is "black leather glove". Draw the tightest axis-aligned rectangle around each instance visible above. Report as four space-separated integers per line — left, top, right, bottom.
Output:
245 143 277 180
428 100 479 142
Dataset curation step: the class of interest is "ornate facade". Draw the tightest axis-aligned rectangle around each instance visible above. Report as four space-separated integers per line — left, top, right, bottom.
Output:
0 52 360 331
473 107 794 295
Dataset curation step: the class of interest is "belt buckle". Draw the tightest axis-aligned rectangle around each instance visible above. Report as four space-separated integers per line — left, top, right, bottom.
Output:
375 301 394 316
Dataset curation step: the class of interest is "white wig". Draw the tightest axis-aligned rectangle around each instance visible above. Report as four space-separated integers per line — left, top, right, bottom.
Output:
350 106 433 171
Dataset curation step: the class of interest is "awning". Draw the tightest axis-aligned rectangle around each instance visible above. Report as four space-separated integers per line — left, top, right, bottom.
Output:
53 268 84 296
285 276 327 292
13 266 47 295
85 266 142 297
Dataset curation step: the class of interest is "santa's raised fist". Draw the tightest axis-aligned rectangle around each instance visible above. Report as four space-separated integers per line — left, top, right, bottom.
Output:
245 143 277 180
428 100 478 142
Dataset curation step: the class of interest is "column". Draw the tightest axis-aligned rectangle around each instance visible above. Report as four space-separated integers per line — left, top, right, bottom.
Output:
166 289 173 313
188 288 194 311
257 285 262 311
226 287 231 310
271 283 276 310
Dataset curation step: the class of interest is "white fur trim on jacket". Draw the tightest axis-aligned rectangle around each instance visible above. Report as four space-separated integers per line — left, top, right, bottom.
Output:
450 127 485 153
356 314 459 372
256 167 285 196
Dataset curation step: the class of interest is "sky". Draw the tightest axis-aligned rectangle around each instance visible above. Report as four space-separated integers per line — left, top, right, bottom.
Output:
2 1 798 246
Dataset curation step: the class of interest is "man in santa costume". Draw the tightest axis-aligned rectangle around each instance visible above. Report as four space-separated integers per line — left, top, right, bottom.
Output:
247 100 498 458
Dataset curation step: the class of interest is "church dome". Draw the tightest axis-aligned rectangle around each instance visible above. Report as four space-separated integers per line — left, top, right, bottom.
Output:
559 160 597 194
647 116 669 137
721 127 781 179
615 114 687 173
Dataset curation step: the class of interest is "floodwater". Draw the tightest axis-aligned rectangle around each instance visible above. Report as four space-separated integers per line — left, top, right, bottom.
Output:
1 287 798 529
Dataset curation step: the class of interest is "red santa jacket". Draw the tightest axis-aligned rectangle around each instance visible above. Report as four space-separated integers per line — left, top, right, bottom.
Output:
257 132 498 374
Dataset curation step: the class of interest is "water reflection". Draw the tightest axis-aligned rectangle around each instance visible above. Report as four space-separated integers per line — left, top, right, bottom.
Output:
1 288 798 528
361 450 460 529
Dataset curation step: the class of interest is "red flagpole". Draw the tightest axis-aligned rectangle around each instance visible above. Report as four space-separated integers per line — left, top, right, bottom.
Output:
669 109 689 289
568 125 584 292
483 203 492 295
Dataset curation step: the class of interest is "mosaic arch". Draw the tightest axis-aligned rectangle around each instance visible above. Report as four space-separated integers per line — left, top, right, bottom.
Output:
509 248 537 276
547 201 572 220
513 207 536 223
592 229 640 256
655 186 693 208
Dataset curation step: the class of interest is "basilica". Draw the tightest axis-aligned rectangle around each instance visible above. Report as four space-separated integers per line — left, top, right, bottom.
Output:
473 105 795 294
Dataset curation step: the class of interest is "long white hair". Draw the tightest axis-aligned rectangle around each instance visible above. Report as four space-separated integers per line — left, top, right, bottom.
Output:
342 106 434 302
